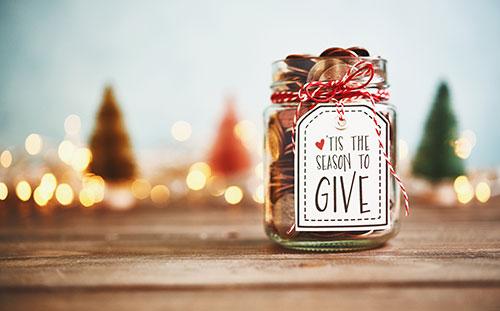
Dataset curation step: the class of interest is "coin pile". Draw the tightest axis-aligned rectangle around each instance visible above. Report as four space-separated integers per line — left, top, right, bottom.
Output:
273 47 370 92
268 47 371 237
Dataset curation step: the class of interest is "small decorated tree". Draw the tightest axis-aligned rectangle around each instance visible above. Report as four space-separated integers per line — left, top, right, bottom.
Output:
88 86 137 182
208 97 251 177
412 81 465 182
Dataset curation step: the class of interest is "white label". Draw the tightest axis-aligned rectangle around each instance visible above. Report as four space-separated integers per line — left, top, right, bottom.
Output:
294 102 390 231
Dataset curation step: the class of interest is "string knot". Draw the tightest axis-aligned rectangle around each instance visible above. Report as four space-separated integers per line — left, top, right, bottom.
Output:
295 61 375 104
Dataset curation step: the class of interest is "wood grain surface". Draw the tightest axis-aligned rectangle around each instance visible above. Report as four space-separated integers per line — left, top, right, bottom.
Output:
0 200 499 310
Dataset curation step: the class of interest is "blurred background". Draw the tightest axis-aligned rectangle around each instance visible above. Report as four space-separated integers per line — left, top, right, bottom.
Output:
0 0 499 212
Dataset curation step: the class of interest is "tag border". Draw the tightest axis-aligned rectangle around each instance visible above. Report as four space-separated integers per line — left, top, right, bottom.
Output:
294 103 390 231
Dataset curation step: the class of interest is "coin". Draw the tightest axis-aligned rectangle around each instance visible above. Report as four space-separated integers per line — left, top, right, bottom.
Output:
276 107 309 128
267 112 294 204
276 109 295 128
280 71 306 81
347 46 370 57
278 55 316 91
266 115 284 162
273 193 295 237
269 159 293 204
307 58 350 82
319 47 341 56
285 54 316 74
274 70 307 92
319 47 358 58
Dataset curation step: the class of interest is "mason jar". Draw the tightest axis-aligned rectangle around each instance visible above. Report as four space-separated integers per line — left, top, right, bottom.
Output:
264 55 401 251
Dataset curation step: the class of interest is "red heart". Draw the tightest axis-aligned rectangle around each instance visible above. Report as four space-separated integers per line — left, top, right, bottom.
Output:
315 138 325 150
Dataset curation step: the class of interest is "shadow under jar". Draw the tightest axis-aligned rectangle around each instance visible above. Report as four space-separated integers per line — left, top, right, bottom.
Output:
264 56 401 251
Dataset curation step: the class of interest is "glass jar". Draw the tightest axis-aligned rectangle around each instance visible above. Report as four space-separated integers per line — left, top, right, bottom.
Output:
264 56 401 251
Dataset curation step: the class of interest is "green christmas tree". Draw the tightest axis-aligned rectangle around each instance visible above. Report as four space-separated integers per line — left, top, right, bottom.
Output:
88 86 137 182
412 81 465 181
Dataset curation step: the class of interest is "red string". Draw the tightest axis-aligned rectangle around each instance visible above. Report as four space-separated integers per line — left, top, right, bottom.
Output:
271 61 410 216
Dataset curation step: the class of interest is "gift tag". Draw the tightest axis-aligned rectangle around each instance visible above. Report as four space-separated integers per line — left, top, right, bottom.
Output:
294 102 390 231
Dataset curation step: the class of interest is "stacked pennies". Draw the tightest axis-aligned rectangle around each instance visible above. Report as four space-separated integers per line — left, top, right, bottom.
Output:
268 47 371 237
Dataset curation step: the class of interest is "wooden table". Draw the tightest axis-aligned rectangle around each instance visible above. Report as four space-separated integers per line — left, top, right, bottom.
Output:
1 200 499 310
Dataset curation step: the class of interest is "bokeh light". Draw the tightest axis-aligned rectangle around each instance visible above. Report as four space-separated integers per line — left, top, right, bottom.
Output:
234 120 257 149
16 181 32 201
150 185 170 204
25 134 43 155
33 186 51 206
40 173 57 193
131 179 152 200
453 176 468 191
64 114 81 135
79 188 95 207
189 162 211 178
186 170 207 191
55 183 74 206
171 121 192 142
453 175 474 204
70 147 92 172
454 130 476 160
82 174 105 204
0 182 8 200
0 150 12 168
252 184 264 204
475 182 491 203
58 140 92 171
454 139 472 159
34 173 57 206
224 186 243 205
58 140 76 164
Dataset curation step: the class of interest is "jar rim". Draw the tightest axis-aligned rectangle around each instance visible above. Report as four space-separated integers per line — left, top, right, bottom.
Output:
271 56 388 91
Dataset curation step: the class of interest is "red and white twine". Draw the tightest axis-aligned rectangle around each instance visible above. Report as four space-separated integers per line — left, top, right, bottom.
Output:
271 61 410 216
